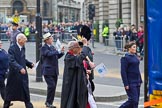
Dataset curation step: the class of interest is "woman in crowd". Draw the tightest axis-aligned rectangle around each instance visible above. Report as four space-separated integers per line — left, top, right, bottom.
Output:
130 28 137 42
119 41 142 108
137 26 144 56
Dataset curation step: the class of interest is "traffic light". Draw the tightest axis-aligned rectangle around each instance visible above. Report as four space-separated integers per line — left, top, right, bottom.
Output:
89 4 95 20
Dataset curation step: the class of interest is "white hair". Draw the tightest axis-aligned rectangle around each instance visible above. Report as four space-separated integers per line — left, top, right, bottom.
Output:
68 41 78 50
16 33 27 41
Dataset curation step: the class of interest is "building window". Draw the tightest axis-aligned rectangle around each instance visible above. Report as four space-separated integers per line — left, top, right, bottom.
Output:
43 1 49 17
12 1 24 14
59 12 63 22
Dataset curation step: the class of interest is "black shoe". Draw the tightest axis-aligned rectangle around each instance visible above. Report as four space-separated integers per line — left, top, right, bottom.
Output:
45 102 56 108
3 102 13 108
10 103 13 106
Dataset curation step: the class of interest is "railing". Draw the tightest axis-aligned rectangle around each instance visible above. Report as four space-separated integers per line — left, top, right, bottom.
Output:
0 31 78 42
0 32 9 41
104 36 127 52
51 31 77 42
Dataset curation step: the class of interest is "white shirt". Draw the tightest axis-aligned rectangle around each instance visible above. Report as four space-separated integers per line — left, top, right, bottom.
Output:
47 44 51 48
16 42 22 51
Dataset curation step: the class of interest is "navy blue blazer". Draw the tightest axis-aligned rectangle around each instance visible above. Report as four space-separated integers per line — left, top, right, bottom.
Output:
120 53 142 86
41 44 64 76
0 49 9 80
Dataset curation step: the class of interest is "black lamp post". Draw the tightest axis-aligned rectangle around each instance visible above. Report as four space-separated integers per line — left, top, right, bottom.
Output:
36 0 43 82
119 0 122 20
144 0 148 102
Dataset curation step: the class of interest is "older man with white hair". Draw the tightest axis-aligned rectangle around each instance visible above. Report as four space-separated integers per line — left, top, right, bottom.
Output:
3 33 34 108
61 39 95 108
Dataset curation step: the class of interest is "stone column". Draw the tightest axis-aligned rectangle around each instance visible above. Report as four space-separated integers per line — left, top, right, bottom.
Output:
52 0 58 22
99 0 104 43
98 0 108 43
108 0 118 46
138 0 144 26
131 0 136 25
122 0 131 25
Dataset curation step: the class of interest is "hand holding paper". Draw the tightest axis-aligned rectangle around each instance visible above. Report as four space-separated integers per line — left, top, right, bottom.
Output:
95 63 108 77
33 61 40 72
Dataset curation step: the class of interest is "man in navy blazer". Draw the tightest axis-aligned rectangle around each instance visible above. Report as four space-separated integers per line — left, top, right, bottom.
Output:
41 32 64 108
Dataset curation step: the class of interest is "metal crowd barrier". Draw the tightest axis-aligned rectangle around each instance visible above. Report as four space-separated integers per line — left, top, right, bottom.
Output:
104 36 127 52
51 31 77 42
0 31 78 42
0 32 9 41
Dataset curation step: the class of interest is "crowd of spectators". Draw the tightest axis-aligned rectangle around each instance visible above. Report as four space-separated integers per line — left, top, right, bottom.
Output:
0 21 92 34
0 22 144 57
113 24 144 57
0 21 93 42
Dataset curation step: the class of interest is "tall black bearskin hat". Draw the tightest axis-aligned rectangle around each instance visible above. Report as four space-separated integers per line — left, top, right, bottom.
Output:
80 25 91 41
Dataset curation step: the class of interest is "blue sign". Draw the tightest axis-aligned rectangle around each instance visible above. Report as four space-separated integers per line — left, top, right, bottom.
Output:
147 0 162 97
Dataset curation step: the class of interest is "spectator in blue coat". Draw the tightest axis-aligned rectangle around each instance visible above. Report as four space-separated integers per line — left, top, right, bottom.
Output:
41 32 64 108
0 40 8 101
119 41 142 108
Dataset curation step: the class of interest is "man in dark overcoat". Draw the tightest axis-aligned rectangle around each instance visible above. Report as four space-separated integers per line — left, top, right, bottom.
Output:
3 33 34 108
41 32 64 108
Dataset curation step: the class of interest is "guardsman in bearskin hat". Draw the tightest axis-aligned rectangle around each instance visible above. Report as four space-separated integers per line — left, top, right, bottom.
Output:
80 25 95 92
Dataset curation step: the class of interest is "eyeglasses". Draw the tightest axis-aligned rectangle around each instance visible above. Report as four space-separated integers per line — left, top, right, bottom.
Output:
74 46 80 48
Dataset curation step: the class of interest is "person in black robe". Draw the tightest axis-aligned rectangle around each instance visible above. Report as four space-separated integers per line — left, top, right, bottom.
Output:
61 39 95 108
3 33 34 108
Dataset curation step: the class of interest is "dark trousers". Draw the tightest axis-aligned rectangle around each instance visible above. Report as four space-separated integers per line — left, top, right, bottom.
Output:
139 43 144 55
103 36 109 46
44 75 58 104
0 79 5 100
3 101 33 108
119 84 140 108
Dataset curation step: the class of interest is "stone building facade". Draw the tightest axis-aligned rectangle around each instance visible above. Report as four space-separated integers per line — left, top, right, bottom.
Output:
83 0 144 43
0 0 81 23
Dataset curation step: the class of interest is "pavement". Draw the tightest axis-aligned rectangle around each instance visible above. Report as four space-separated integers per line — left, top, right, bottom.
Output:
27 41 128 103
1 41 141 103
0 101 60 108
81 41 121 55
28 74 127 102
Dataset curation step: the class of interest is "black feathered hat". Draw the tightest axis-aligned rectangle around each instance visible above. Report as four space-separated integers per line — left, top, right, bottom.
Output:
80 25 91 41
11 22 18 26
